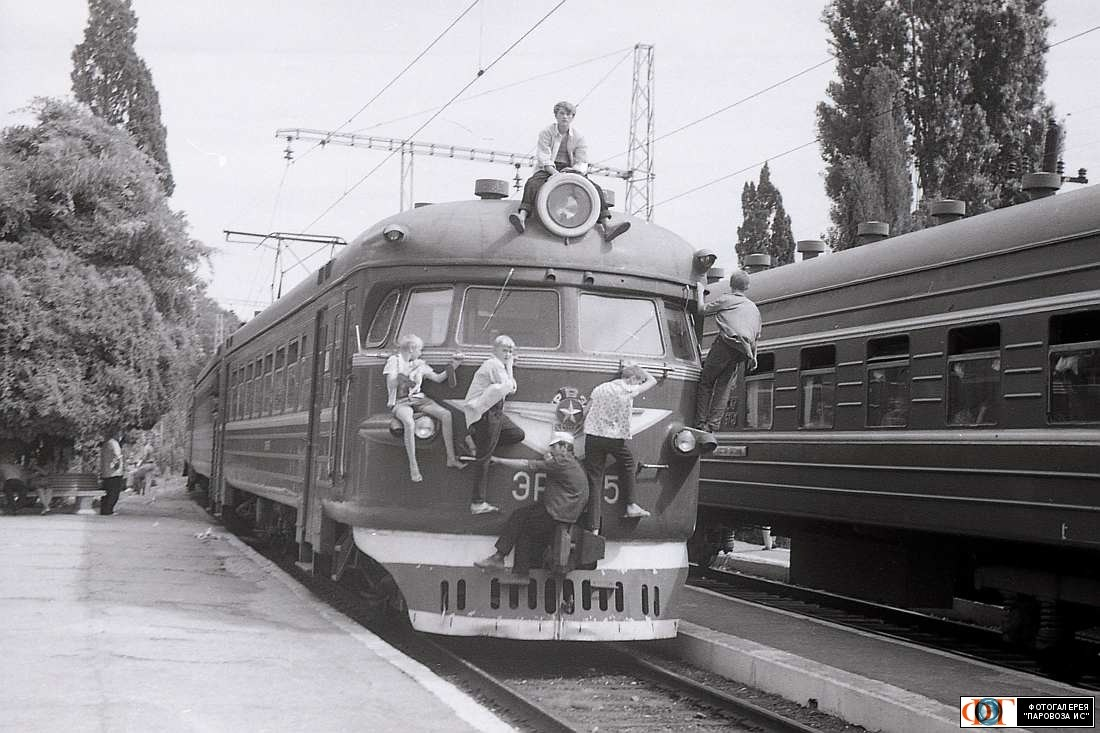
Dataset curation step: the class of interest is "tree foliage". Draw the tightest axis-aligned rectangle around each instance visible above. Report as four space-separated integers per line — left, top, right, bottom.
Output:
818 0 1051 236
0 99 205 444
736 163 796 267
71 0 174 195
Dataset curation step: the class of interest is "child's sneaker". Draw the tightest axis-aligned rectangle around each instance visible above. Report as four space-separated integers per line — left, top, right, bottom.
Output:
623 503 650 518
470 501 500 515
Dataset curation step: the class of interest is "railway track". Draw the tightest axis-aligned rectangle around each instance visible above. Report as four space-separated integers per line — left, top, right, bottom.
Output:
233 524 851 732
690 563 1100 691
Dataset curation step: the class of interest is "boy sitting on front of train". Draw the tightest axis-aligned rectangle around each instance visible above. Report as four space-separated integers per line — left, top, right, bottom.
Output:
474 432 588 577
384 334 465 482
583 362 658 520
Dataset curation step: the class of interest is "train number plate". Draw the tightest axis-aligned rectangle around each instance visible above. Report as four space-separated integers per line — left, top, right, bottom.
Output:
712 445 746 457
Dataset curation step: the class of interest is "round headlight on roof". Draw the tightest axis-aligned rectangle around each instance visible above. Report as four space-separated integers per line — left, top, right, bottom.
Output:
535 172 602 238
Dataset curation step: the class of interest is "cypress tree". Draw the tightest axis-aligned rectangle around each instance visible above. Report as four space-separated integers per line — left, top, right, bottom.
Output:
736 163 796 266
72 0 174 195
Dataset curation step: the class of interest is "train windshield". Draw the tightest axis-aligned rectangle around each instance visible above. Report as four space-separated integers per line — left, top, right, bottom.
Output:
400 287 453 345
579 294 663 356
458 287 560 348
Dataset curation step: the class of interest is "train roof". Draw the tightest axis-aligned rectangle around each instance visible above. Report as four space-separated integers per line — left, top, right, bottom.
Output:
709 183 1100 306
227 192 702 350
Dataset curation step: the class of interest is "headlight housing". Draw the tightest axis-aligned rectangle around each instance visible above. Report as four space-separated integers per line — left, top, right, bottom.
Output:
672 428 697 454
668 426 718 457
413 414 437 440
388 414 439 441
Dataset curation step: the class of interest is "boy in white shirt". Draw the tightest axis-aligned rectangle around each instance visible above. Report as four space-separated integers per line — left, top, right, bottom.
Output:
384 334 464 482
583 363 658 520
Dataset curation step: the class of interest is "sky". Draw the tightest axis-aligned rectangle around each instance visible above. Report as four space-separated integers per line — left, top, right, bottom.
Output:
3 1 1098 321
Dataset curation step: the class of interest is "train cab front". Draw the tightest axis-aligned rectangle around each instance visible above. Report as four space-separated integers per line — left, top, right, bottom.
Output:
321 201 706 639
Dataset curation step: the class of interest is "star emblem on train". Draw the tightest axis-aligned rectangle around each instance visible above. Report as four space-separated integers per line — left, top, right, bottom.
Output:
551 386 587 434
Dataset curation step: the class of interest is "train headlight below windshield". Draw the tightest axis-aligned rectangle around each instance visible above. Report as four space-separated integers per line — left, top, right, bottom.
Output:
413 415 437 440
672 429 697 454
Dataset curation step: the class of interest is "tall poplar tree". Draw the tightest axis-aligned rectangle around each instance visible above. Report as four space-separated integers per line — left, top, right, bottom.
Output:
818 0 913 249
819 0 1051 223
736 163 796 266
71 0 174 195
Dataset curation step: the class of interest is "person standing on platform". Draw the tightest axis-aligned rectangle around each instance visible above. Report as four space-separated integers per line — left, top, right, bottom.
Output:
474 432 589 577
99 433 125 516
507 101 630 243
583 363 658 522
463 335 525 515
694 270 762 433
130 442 156 495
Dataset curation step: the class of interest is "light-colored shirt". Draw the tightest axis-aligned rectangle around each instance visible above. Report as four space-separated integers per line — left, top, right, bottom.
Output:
584 379 646 440
383 353 430 401
462 355 516 426
99 439 123 478
536 123 589 175
704 292 762 366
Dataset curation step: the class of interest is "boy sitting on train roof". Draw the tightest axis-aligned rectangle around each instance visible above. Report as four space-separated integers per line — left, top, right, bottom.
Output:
474 431 589 577
584 362 658 520
384 334 465 482
508 100 630 243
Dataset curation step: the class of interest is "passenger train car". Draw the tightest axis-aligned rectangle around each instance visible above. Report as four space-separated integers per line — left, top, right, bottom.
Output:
188 175 714 640
697 183 1100 652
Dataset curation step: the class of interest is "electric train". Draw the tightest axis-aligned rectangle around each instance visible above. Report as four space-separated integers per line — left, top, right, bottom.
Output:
188 174 716 640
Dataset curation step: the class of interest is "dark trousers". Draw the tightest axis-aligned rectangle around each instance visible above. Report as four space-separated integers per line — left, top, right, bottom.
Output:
518 163 610 220
695 337 750 432
469 402 526 503
583 434 636 527
3 478 28 514
495 503 557 575
100 476 124 515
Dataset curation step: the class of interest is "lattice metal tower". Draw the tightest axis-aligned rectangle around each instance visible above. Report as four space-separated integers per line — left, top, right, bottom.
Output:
626 44 655 221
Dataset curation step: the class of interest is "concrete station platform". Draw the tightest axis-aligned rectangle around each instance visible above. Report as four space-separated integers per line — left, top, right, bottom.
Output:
0 480 509 733
662 542 1093 733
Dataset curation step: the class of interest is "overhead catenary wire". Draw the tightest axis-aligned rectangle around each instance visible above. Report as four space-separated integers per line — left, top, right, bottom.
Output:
576 48 634 107
299 0 569 235
349 47 634 134
293 0 480 164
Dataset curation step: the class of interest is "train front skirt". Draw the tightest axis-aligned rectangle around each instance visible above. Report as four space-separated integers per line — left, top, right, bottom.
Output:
353 528 685 641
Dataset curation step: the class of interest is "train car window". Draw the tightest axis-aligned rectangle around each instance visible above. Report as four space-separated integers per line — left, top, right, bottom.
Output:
252 358 263 417
263 353 275 415
664 302 698 361
745 353 775 430
866 336 910 427
274 347 287 414
1049 311 1100 423
244 363 253 419
579 295 663 356
286 340 299 412
365 290 401 347
399 287 454 346
458 287 560 348
947 324 1000 426
800 345 835 428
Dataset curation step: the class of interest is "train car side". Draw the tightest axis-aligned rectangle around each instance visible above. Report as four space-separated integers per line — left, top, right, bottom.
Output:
698 185 1100 648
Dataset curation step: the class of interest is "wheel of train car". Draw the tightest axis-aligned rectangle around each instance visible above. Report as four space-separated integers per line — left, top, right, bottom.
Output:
535 171 602 238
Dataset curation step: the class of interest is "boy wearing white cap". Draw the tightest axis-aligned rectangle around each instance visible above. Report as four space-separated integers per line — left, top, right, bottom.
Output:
474 431 589 577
